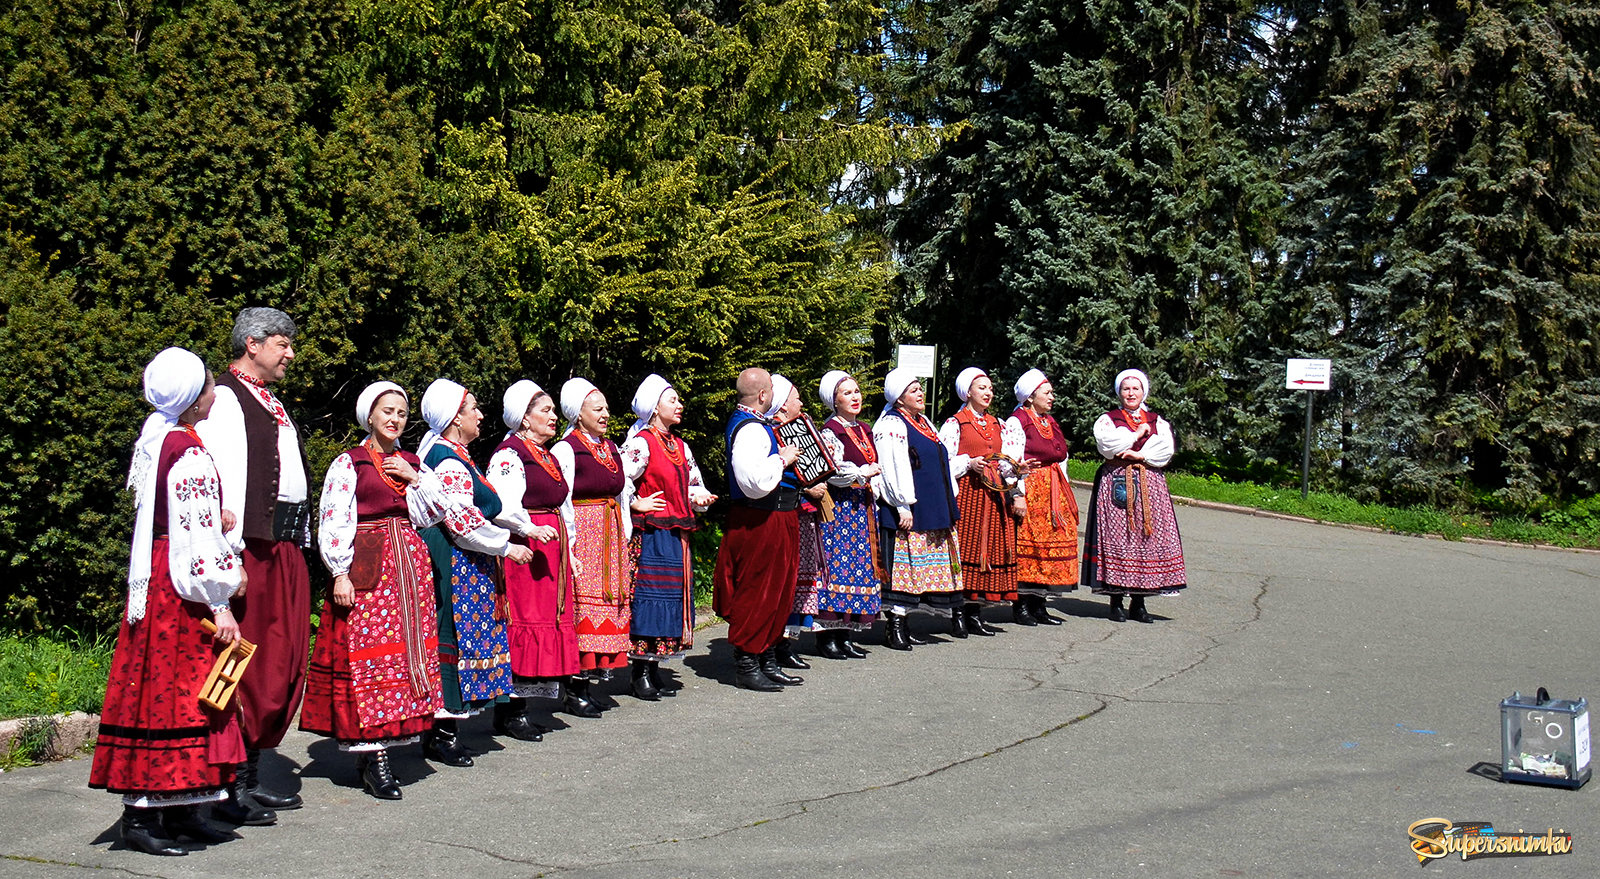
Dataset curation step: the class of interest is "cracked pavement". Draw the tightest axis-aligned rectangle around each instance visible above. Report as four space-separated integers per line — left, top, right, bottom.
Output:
4 490 1599 877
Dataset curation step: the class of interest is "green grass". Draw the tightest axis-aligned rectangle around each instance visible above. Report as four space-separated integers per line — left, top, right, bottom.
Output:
0 632 113 722
1067 460 1600 548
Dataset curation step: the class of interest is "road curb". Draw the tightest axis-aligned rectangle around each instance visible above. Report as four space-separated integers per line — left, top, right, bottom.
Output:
1066 479 1600 556
0 711 98 767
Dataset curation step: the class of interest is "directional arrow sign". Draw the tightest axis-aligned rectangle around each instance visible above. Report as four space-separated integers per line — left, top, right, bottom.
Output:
1286 358 1332 391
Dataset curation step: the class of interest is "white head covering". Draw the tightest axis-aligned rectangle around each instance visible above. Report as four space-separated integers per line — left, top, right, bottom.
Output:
629 374 672 439
501 379 542 436
883 367 917 408
356 381 407 436
417 378 468 462
560 378 600 437
765 374 794 419
818 370 850 414
1014 368 1048 405
954 366 987 403
1114 368 1150 410
127 347 208 623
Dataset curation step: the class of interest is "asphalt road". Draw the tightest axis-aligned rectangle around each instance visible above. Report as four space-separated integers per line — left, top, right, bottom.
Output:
3 491 1598 878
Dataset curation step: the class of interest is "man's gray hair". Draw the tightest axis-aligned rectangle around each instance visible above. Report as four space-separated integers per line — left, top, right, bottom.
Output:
230 307 297 358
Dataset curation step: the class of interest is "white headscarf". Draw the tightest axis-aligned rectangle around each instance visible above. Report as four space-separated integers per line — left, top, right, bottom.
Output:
356 381 407 439
883 367 917 409
501 379 542 438
417 378 468 462
1114 368 1150 410
765 374 794 419
818 370 850 414
560 378 599 438
629 374 672 439
955 366 987 403
127 347 208 623
1014 368 1047 405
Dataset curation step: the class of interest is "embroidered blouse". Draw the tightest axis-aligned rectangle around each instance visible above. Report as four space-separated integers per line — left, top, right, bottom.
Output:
873 409 965 519
1093 409 1176 469
316 448 451 577
159 438 243 612
485 440 578 550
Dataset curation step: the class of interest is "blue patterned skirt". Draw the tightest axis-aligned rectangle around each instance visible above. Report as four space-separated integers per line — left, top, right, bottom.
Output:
816 487 882 630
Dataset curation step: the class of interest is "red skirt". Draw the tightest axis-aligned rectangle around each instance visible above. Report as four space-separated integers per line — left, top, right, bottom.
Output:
955 474 1019 602
89 540 244 796
504 509 579 678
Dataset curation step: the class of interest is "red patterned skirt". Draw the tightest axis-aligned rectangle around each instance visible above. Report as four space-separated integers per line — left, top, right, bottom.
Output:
302 519 442 745
571 498 632 670
89 539 244 798
1016 466 1080 590
1086 463 1186 594
955 474 1019 602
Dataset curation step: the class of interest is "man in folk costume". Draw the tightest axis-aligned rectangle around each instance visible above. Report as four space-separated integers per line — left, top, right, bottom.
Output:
197 307 310 823
712 368 804 691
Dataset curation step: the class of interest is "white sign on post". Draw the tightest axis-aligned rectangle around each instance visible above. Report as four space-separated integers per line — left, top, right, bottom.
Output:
897 344 937 377
1286 358 1332 391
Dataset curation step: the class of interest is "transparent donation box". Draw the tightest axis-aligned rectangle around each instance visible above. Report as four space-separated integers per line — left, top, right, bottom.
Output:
1500 689 1591 789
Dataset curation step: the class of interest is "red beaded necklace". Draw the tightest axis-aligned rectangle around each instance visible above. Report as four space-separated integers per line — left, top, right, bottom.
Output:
442 437 486 479
838 420 877 464
574 429 619 473
963 406 996 442
519 435 564 481
1026 406 1054 439
364 438 407 495
898 407 940 442
650 427 686 466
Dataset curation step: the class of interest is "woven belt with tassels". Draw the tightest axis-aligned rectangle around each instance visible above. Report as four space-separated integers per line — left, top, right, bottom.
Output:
1122 464 1153 537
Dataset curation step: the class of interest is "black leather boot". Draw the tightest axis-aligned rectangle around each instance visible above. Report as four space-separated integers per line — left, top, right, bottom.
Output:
841 631 869 657
735 649 782 691
212 771 276 826
163 804 236 845
647 661 677 696
630 659 661 701
1011 598 1039 626
120 806 186 856
760 647 803 685
775 637 811 669
950 606 968 638
563 677 604 718
357 748 402 800
1108 595 1127 622
423 718 475 766
817 630 849 660
1129 595 1154 623
905 616 929 644
495 697 550 738
1030 594 1063 625
244 749 302 810
965 603 997 636
883 614 912 651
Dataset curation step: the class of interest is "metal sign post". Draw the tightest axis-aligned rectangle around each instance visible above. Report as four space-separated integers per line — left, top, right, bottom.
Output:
1285 358 1332 500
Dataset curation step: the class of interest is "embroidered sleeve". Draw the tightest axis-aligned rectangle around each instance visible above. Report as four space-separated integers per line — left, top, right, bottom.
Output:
436 456 513 555
485 448 536 537
820 428 862 487
317 453 357 576
549 443 579 550
873 415 915 516
166 447 241 609
406 465 450 529
938 416 973 476
194 387 247 547
621 433 650 481
684 442 713 510
612 441 634 542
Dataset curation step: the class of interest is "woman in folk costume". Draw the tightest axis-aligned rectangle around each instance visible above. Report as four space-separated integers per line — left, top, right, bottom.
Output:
1082 368 1187 622
939 367 1025 637
554 379 634 699
90 348 247 855
415 380 532 760
485 381 593 724
620 374 717 700
301 382 448 800
770 374 824 672
812 370 884 660
873 367 964 650
1005 369 1078 626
